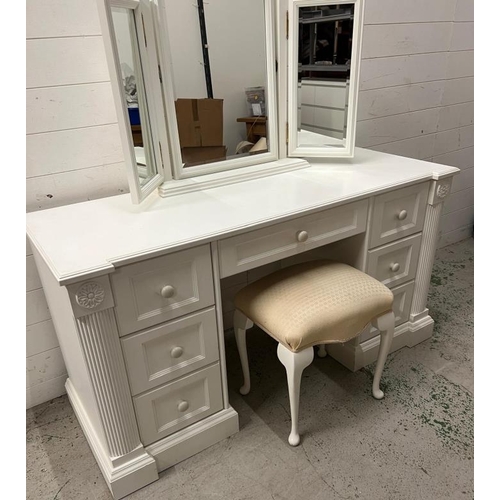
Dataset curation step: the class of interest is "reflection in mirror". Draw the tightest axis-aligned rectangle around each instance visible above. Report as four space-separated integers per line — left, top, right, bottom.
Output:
297 3 354 149
163 0 270 168
111 6 157 186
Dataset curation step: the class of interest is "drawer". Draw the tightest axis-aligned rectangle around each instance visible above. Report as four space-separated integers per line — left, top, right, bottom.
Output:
369 183 429 248
218 200 368 278
122 308 220 395
134 363 223 446
358 280 415 342
111 245 215 336
366 233 422 289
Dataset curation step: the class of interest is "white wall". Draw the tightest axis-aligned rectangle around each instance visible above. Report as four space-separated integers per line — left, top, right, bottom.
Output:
356 0 474 247
26 0 473 408
26 0 128 408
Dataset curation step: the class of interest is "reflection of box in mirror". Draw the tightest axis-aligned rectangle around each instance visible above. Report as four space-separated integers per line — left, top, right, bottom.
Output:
175 99 224 147
182 146 227 167
245 87 266 117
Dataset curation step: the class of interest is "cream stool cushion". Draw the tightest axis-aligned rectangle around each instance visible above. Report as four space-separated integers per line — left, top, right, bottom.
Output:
234 260 394 352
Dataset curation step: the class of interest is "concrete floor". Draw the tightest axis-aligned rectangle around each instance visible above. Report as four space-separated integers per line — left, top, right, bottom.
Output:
27 238 474 500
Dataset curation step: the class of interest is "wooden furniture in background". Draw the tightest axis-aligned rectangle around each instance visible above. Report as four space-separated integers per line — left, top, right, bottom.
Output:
236 116 267 143
131 125 143 147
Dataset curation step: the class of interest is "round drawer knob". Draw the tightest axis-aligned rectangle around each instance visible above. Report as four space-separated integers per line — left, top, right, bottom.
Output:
177 400 189 412
390 263 400 273
160 285 175 299
296 230 309 243
170 346 184 359
397 210 408 221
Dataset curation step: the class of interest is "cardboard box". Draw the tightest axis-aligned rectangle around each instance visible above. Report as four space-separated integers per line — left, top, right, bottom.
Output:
181 146 227 166
175 99 223 148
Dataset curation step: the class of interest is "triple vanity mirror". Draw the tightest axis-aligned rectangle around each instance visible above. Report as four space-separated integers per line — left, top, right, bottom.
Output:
98 0 364 203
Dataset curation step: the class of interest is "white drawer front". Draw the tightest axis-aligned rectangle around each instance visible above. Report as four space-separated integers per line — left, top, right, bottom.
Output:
122 308 220 395
370 183 429 248
134 363 223 446
218 200 368 278
367 234 422 289
111 245 215 336
358 280 415 342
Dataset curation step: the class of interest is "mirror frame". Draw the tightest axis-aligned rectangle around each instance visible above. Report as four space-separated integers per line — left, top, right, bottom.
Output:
98 0 171 204
287 0 364 158
154 0 280 180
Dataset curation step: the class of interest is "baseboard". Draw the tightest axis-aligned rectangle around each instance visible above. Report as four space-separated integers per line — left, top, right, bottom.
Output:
66 379 158 499
147 407 239 472
326 315 435 371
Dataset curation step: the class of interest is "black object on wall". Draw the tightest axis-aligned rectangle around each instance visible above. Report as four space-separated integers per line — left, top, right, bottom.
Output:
197 0 213 98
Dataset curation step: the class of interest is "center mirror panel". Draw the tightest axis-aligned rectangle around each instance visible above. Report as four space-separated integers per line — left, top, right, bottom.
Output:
159 0 277 174
289 0 363 158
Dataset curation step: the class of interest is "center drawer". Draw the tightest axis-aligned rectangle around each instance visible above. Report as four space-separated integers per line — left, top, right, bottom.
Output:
218 199 368 278
111 244 214 336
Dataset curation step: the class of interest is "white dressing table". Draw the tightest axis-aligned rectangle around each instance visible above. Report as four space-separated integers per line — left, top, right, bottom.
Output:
26 148 458 498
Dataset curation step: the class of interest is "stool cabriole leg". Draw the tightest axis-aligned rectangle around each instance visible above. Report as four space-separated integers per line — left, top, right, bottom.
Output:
317 344 327 357
234 309 254 395
371 311 395 400
277 343 314 446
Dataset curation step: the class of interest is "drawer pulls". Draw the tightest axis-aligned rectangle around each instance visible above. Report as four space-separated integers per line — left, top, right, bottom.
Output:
296 230 309 243
170 346 184 359
390 263 400 273
177 400 190 412
160 285 176 299
397 210 408 221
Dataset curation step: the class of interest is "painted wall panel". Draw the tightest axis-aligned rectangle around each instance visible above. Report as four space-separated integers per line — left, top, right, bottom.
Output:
357 108 440 147
437 102 474 132
454 0 474 22
26 320 59 358
26 162 128 212
446 50 474 79
431 147 474 170
26 0 101 38
357 81 445 121
26 347 67 389
359 53 448 91
443 188 474 216
440 206 474 233
26 289 51 326
362 23 453 58
370 135 436 160
450 166 474 193
26 36 109 88
449 22 474 51
441 77 474 106
26 83 117 134
364 0 457 24
27 124 124 178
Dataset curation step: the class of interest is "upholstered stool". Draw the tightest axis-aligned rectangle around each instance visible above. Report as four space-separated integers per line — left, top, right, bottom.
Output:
233 260 395 446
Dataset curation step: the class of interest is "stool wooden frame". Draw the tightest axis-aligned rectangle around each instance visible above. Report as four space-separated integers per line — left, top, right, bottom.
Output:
234 309 395 446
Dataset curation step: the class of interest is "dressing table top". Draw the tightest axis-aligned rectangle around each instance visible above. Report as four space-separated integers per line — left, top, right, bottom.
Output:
26 147 458 285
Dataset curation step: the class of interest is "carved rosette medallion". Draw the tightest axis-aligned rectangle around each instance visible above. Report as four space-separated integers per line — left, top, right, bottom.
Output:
436 183 450 199
76 282 105 309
